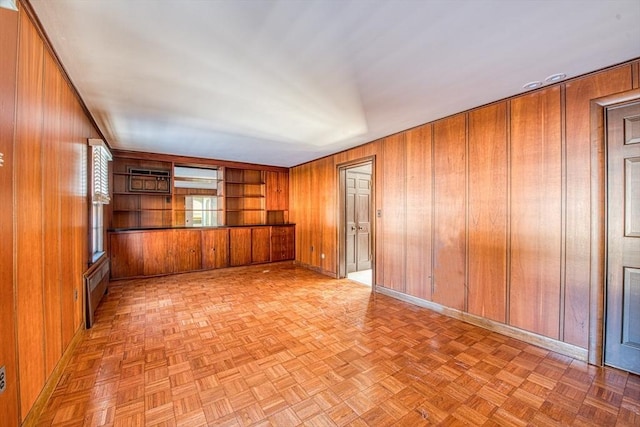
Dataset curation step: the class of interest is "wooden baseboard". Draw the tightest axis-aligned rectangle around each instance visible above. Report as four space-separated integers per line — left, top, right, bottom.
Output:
375 286 588 362
22 326 85 427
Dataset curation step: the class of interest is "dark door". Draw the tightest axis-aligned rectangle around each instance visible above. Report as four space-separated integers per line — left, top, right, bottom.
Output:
346 168 372 273
605 101 640 374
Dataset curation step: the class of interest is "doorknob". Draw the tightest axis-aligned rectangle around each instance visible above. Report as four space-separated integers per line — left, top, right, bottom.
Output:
358 226 364 231
351 226 356 231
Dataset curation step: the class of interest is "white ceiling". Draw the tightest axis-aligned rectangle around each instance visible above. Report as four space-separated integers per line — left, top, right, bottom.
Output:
30 0 640 167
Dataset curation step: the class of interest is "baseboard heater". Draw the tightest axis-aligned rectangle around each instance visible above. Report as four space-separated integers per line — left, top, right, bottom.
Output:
84 256 110 328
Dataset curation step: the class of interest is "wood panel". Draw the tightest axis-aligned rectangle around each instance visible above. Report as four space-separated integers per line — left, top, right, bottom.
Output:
432 114 466 310
202 228 229 269
318 156 336 275
230 228 252 266
110 232 144 279
380 134 406 291
15 9 46 419
143 230 174 276
72 102 88 333
510 87 562 339
265 171 289 211
468 103 508 322
251 227 271 263
173 230 202 272
0 7 19 426
59 82 77 350
405 124 432 300
42 50 64 376
564 65 633 347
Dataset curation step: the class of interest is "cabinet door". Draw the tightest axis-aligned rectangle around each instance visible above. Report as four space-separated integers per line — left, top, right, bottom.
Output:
252 227 271 263
142 230 174 276
266 171 289 210
202 229 229 269
229 228 252 266
110 232 144 279
173 230 202 273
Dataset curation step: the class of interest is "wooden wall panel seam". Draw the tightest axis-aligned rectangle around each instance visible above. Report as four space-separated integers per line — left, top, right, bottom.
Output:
464 112 469 313
559 84 568 342
506 100 512 325
430 124 435 298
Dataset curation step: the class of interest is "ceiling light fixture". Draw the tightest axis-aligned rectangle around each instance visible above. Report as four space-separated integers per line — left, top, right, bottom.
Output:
545 73 567 83
522 81 543 90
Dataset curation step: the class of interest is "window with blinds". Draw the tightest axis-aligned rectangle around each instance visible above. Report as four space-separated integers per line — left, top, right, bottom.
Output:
89 139 112 204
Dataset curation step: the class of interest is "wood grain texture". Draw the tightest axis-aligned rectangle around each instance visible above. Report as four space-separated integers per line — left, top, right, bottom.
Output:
265 171 289 211
59 85 77 350
433 114 467 310
15 9 46 419
173 230 203 272
468 103 508 323
405 124 432 300
0 7 19 427
42 50 64 376
37 264 640 427
563 65 632 348
72 103 88 333
510 87 562 339
230 228 252 266
251 227 271 263
202 228 229 269
110 232 144 279
380 133 406 292
143 230 175 276
318 156 337 275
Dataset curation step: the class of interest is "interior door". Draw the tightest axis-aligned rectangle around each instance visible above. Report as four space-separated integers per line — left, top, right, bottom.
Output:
605 101 640 374
346 168 372 273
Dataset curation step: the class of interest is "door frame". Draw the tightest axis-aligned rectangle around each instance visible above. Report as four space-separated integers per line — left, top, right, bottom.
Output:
589 88 640 366
337 157 376 289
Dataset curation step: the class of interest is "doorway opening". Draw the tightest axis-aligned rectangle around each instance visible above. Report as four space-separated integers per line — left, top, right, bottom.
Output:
603 100 640 374
338 159 375 288
588 88 640 374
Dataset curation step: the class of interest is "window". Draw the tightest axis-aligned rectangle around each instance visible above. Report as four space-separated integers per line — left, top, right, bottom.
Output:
89 139 112 258
185 196 218 227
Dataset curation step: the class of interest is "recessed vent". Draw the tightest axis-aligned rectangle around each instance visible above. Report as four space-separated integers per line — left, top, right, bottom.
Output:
127 167 171 193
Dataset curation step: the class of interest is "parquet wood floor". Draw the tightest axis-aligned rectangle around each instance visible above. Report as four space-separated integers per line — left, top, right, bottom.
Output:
37 263 639 426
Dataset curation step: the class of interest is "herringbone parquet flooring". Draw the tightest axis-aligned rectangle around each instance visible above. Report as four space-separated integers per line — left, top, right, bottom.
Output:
37 263 639 426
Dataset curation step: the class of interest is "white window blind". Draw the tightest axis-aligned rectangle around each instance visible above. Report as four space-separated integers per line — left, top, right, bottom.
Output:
89 139 112 204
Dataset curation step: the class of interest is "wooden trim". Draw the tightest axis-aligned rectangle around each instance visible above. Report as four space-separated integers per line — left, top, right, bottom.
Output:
21 326 85 427
111 149 289 173
336 157 376 283
589 88 640 366
377 286 588 361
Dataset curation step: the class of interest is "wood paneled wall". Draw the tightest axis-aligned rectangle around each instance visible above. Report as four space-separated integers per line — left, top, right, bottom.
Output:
0 5 97 424
290 60 638 350
0 8 20 426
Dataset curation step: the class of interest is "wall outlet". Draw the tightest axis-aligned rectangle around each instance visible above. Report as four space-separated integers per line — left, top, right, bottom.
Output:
377 209 382 218
321 253 325 259
310 245 314 252
0 152 4 167
0 365 6 394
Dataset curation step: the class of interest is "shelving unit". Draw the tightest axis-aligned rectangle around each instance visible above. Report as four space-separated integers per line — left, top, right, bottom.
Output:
111 158 173 228
172 166 225 227
225 168 266 226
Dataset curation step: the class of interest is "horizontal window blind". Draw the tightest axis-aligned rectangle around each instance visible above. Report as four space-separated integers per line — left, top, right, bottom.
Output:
89 139 112 204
